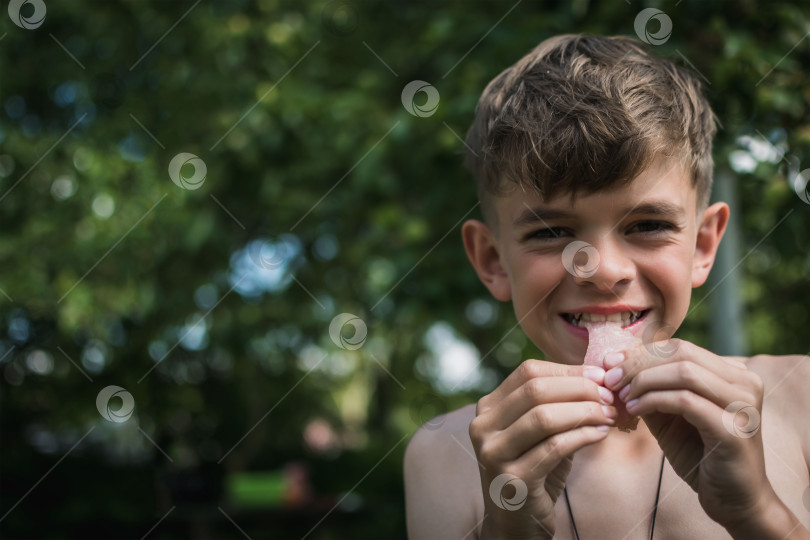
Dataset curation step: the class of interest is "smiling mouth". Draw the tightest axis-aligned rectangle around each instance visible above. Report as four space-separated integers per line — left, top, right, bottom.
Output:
562 310 649 328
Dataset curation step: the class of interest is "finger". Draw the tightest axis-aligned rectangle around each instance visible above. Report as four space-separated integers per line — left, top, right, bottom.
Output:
478 359 602 414
516 424 611 477
605 340 748 392
723 356 747 369
484 375 614 430
488 401 616 462
625 389 762 441
618 361 744 409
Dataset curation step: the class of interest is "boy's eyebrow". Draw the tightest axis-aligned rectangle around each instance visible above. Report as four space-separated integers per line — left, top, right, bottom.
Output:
512 207 574 228
622 201 685 217
513 201 685 228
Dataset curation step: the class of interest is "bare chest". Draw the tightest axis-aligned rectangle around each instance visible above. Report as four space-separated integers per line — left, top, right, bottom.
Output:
552 459 732 540
551 412 809 540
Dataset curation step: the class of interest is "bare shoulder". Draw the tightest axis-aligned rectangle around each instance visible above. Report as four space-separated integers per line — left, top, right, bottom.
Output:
404 403 482 540
742 353 810 404
742 354 810 456
405 403 478 469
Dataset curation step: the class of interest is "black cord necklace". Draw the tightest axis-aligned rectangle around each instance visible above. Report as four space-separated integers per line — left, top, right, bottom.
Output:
563 453 666 540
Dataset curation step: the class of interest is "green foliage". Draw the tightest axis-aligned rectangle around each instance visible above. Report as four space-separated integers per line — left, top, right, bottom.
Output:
1 1 809 538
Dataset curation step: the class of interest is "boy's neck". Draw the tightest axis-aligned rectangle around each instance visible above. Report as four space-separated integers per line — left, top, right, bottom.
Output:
578 418 660 463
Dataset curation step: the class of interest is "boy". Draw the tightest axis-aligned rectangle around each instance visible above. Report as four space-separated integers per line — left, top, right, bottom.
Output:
404 34 810 539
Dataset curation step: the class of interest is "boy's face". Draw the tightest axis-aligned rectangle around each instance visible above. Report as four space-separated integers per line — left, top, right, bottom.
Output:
462 156 729 366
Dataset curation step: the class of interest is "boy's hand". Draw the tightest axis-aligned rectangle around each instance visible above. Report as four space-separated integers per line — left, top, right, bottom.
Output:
603 339 774 535
469 359 617 540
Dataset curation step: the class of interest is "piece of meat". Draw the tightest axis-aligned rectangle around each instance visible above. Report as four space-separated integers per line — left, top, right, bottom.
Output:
582 321 641 432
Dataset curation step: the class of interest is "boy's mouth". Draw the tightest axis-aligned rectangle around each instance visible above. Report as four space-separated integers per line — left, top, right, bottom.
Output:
561 309 649 328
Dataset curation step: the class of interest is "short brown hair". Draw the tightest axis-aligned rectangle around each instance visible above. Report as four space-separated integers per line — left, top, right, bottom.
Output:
464 33 718 223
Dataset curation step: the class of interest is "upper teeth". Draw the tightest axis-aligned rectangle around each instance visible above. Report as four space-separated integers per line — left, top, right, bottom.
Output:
567 311 642 327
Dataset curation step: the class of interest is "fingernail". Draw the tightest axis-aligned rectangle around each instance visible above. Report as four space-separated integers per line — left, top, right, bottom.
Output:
602 405 616 418
618 385 631 401
598 386 614 404
583 367 605 384
605 368 623 388
596 425 610 432
626 398 639 411
604 352 624 368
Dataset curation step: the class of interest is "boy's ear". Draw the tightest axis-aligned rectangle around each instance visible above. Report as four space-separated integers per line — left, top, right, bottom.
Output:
461 220 512 301
692 202 730 288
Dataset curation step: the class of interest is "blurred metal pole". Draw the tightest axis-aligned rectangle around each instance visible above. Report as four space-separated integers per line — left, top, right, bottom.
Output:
708 169 746 356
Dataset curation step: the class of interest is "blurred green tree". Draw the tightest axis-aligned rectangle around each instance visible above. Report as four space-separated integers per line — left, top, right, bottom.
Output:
1 1 808 538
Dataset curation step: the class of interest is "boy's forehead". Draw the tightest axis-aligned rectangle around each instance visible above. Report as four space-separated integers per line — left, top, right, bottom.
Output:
495 156 698 226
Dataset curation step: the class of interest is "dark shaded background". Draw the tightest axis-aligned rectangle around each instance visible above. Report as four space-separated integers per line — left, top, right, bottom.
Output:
1 1 809 538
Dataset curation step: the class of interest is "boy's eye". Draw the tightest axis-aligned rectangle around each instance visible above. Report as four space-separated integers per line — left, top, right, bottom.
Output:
628 221 676 234
526 227 569 240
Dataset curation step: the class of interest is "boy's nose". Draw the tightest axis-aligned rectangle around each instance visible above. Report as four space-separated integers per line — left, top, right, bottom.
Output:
566 237 635 291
